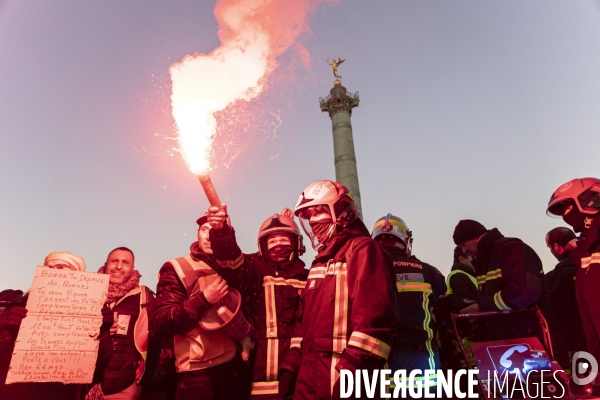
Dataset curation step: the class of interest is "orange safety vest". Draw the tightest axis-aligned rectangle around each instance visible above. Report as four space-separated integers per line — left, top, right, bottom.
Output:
169 254 237 372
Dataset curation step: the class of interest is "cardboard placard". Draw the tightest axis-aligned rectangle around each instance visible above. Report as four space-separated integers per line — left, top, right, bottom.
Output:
5 266 109 384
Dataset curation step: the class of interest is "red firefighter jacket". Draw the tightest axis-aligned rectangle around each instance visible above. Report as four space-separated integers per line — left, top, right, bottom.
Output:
569 215 600 363
281 220 398 400
474 229 543 311
209 224 307 398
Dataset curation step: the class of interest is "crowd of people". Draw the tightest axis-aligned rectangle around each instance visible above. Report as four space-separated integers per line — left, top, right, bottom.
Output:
0 177 598 400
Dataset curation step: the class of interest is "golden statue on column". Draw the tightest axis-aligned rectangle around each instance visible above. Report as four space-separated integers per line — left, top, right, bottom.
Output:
327 58 345 85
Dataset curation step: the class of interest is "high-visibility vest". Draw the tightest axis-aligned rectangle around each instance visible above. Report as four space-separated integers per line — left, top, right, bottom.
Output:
445 269 477 295
169 254 237 372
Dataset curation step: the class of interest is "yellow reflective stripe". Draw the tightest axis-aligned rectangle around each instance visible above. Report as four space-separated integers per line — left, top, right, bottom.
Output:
251 381 279 395
348 332 391 359
477 268 502 285
266 338 279 381
264 279 278 381
445 270 478 295
422 292 435 370
493 291 511 311
396 282 432 293
263 276 306 289
216 253 244 269
373 219 408 231
290 337 302 349
582 253 600 269
331 262 348 395
308 266 327 279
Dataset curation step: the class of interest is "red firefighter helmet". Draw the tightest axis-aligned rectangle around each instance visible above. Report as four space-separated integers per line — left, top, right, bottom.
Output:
294 180 358 250
257 214 305 257
547 177 600 217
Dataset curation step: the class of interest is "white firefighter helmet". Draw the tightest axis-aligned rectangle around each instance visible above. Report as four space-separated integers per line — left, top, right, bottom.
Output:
294 180 358 250
371 213 413 253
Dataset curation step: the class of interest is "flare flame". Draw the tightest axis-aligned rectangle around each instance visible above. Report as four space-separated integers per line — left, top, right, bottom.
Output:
170 0 336 175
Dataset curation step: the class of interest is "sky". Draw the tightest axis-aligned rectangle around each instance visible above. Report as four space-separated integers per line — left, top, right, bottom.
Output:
1 0 599 291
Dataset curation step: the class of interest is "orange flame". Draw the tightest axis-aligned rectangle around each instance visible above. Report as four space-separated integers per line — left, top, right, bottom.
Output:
170 0 336 175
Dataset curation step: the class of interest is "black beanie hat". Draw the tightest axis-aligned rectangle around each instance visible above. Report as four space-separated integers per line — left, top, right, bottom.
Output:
453 219 487 245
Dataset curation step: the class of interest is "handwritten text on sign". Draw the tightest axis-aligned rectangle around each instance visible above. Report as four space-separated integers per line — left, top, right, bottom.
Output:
6 266 109 384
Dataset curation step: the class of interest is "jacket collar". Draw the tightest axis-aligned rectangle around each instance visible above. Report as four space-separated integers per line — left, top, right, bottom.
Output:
314 218 371 264
451 261 475 275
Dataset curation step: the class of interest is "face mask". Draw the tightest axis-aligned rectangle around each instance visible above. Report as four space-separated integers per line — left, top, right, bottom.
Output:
267 244 293 262
310 222 333 243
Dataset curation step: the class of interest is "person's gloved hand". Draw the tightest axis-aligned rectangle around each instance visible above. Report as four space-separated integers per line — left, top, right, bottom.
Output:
278 370 297 400
0 306 27 328
203 276 229 304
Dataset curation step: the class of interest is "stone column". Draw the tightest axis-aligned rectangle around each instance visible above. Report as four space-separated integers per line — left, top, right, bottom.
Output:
319 83 362 216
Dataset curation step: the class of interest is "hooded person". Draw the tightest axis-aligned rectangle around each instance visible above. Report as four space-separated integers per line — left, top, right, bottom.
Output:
86 247 158 400
150 214 252 400
0 252 88 399
206 206 307 399
278 180 398 400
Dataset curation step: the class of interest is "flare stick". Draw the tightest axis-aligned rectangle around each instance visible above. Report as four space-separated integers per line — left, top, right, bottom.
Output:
198 173 222 207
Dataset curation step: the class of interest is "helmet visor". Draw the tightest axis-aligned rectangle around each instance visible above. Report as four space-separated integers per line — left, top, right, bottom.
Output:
547 199 573 218
297 205 335 251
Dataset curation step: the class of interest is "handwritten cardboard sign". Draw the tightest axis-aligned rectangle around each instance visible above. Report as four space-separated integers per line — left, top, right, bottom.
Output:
6 266 109 384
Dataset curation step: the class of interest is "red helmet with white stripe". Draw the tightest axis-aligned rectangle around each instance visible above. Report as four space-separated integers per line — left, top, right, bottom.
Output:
294 180 358 250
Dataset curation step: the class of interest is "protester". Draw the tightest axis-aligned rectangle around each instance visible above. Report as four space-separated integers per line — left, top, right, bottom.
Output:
206 206 307 399
547 178 600 373
544 227 586 372
0 252 87 400
279 180 398 399
371 213 445 395
86 247 158 400
150 214 251 400
446 246 478 301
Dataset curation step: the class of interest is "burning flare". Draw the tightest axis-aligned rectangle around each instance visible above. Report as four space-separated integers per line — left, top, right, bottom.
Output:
170 0 335 174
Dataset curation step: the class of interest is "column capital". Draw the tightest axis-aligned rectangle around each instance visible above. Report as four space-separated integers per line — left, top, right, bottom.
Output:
319 84 359 117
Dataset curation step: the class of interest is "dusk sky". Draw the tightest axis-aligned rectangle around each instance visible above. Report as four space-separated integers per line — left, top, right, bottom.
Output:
1 0 599 291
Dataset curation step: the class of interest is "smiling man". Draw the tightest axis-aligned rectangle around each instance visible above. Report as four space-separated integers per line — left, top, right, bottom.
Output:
92 247 157 400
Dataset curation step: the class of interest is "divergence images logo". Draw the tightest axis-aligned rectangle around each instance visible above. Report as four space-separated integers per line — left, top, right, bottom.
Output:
572 351 598 386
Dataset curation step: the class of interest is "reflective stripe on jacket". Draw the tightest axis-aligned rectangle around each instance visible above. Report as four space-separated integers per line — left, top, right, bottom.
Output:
169 255 237 372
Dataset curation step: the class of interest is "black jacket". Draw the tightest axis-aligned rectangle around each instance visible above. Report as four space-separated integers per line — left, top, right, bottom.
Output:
544 255 585 355
474 229 543 311
384 247 446 348
209 223 307 386
446 262 478 301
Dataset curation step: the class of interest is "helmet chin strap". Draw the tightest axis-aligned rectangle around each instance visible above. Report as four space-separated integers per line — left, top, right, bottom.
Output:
585 217 594 229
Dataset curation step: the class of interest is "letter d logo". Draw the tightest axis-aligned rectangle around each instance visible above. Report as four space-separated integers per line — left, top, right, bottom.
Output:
572 351 598 386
